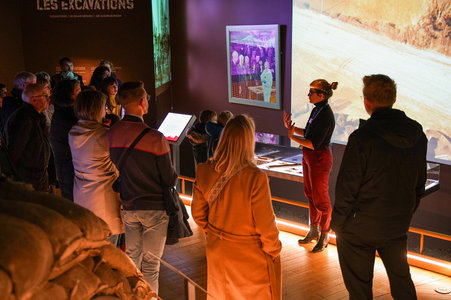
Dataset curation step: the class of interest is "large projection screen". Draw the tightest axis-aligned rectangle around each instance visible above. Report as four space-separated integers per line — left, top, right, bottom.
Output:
291 0 451 165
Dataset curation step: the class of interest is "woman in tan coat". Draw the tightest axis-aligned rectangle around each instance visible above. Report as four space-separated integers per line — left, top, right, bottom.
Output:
69 90 123 242
192 115 282 300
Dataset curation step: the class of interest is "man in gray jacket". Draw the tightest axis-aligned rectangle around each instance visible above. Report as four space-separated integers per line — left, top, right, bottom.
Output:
331 74 427 300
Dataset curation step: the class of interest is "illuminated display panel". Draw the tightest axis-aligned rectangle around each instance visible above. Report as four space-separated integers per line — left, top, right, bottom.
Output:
157 112 196 145
291 0 451 165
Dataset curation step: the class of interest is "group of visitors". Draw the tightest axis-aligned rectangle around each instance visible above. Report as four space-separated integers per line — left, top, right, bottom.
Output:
0 58 175 295
188 74 425 300
0 58 426 300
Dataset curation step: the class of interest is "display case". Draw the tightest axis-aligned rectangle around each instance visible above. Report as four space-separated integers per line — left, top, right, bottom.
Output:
254 132 441 195
254 134 303 182
425 162 440 196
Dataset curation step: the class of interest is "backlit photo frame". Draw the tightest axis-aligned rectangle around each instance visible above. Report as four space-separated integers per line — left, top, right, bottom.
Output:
226 24 281 109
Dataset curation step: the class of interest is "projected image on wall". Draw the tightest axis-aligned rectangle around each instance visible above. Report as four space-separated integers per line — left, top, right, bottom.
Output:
152 0 171 88
291 0 451 164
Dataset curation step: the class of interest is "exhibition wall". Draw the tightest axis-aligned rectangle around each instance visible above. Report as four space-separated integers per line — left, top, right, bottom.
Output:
170 0 292 136
170 0 451 238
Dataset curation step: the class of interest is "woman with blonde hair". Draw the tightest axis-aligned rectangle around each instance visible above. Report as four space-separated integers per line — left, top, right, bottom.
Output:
192 114 282 300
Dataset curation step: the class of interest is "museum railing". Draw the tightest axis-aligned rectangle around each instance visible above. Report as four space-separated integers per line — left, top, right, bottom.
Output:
177 175 451 277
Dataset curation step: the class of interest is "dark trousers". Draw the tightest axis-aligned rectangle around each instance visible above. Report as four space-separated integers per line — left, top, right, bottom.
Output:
302 146 332 232
336 232 417 300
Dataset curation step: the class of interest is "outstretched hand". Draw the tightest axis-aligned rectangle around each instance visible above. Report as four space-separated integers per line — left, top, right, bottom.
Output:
283 111 292 128
287 119 296 138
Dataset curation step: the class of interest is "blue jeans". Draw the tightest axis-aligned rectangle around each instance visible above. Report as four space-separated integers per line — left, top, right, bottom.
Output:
122 210 169 294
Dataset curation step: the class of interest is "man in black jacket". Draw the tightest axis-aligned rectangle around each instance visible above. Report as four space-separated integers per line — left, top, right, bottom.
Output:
1 71 36 132
331 74 427 300
51 57 84 89
6 83 52 192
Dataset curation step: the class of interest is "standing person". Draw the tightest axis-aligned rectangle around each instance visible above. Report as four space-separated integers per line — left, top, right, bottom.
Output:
51 57 84 89
89 66 110 91
1 71 36 131
99 59 122 87
107 82 177 293
283 79 337 252
0 84 7 102
101 76 122 118
35 71 51 87
331 74 427 300
6 84 51 192
187 109 216 168
36 71 54 127
69 89 123 244
192 115 282 300
205 110 233 158
50 79 81 200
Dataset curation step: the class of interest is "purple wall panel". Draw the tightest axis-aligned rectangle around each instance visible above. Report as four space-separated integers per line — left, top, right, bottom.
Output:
170 0 292 135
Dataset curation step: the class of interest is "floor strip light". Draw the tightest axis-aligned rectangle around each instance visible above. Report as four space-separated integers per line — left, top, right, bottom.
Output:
179 194 450 272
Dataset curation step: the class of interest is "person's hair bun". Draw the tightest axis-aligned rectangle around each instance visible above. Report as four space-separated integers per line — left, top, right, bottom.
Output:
330 82 338 90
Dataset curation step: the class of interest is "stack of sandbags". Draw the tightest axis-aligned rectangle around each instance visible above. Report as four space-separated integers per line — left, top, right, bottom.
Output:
0 176 161 300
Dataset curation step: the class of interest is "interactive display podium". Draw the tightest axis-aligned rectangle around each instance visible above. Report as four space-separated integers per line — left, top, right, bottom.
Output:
158 112 196 173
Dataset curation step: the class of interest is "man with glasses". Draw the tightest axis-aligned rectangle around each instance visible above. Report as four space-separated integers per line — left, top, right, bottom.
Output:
6 84 52 192
107 81 177 294
331 74 427 300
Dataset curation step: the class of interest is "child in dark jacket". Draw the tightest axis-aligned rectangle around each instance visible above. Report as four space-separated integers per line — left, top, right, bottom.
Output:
187 110 216 168
205 111 233 158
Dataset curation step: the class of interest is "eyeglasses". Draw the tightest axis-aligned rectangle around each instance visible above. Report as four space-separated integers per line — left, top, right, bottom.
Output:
308 89 323 95
31 94 50 100
146 94 150 102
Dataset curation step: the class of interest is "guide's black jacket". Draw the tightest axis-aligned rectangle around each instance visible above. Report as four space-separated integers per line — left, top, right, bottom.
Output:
331 108 427 240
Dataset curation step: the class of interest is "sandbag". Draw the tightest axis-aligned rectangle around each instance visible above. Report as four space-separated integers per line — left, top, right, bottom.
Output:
80 256 97 272
98 244 160 299
0 269 12 300
51 263 104 300
29 282 68 300
0 199 83 261
0 177 111 241
0 214 53 300
99 244 141 278
128 277 161 300
50 247 103 280
93 262 133 300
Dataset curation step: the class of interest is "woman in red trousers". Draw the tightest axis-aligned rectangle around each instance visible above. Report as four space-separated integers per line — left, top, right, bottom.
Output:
284 79 337 252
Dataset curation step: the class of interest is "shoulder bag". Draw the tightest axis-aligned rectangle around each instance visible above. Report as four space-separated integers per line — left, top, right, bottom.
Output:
112 127 150 193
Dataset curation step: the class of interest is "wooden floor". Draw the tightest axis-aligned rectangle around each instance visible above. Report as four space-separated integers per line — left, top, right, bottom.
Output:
159 207 451 300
